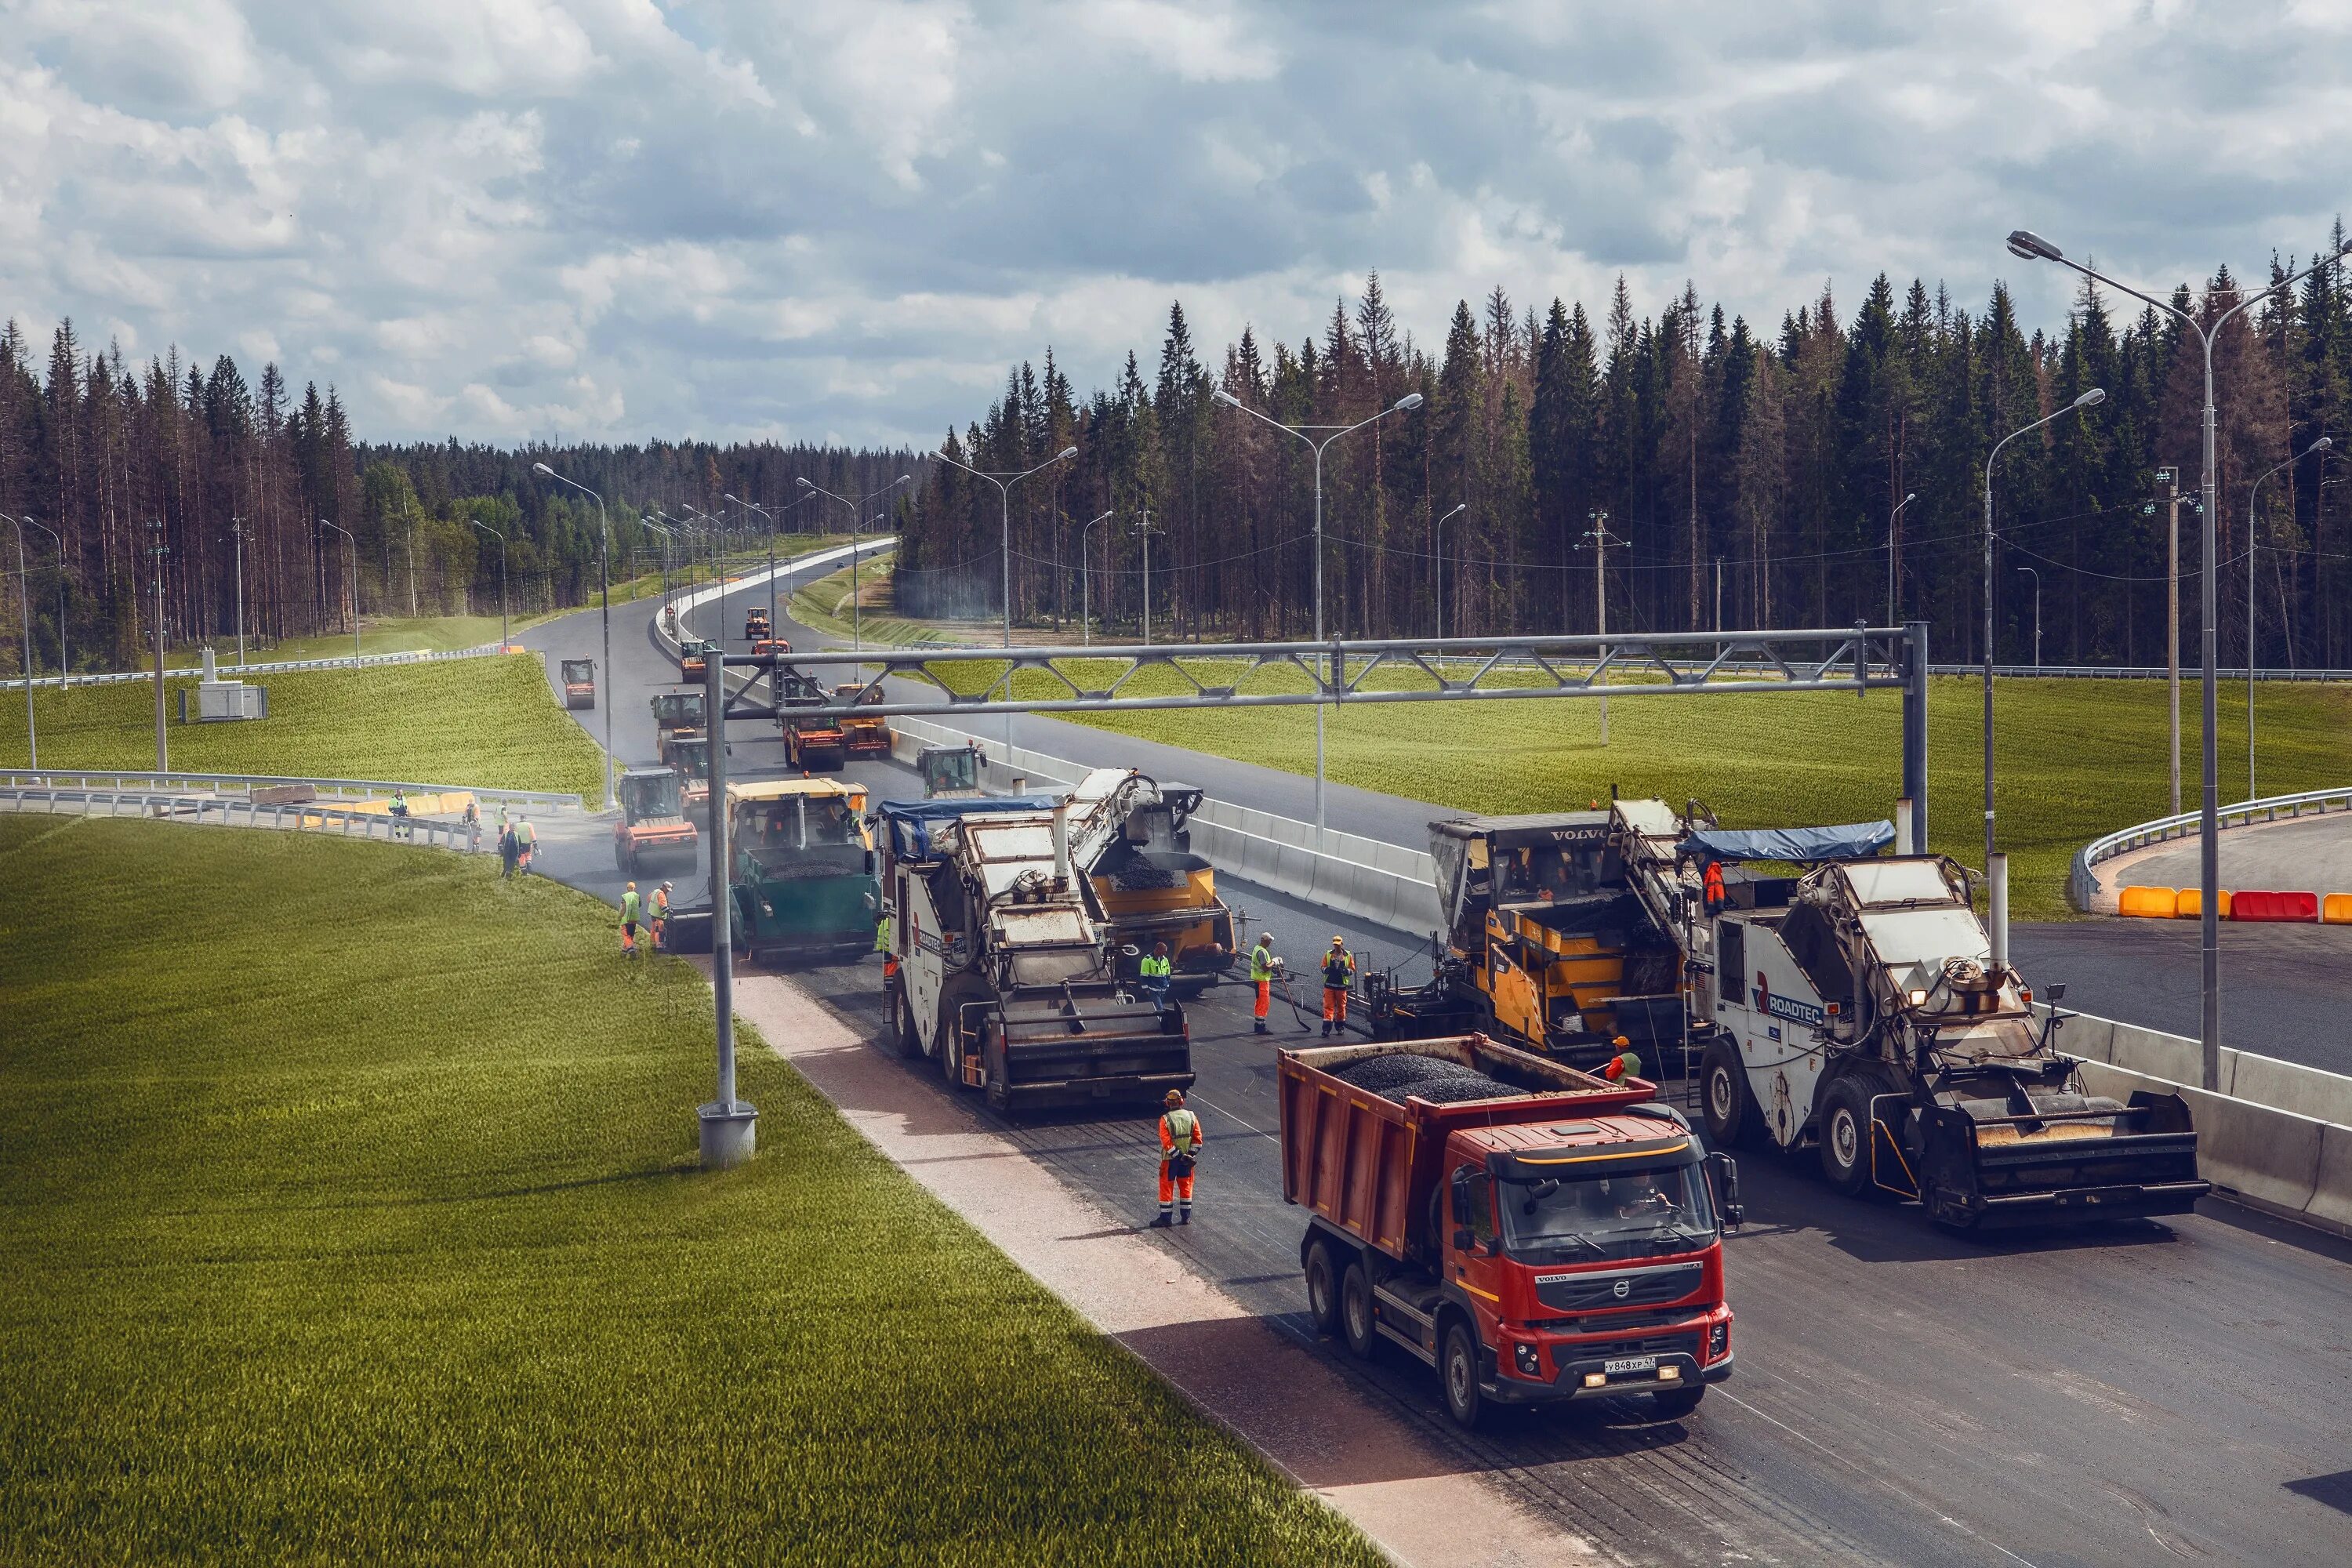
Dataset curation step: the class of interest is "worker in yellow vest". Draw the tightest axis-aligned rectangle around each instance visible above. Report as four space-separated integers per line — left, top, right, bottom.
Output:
620 882 642 955
1248 931 1276 1035
1320 936 1355 1036
1138 940 1173 1008
1152 1089 1203 1228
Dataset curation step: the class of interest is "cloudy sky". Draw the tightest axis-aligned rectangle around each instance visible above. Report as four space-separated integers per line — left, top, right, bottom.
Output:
5 1 2348 449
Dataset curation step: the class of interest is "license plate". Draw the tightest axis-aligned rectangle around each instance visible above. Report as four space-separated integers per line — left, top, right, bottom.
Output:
1604 1356 1657 1376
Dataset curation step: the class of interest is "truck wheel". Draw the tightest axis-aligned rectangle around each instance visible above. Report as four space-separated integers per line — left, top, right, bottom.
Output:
891 989 924 1060
1700 1040 1763 1151
1303 1241 1342 1337
1650 1385 1704 1419
1819 1072 1893 1198
1339 1261 1377 1359
613 840 629 873
1441 1321 1484 1428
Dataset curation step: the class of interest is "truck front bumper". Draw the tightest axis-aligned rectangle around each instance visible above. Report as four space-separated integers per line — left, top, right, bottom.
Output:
1483 1311 1734 1406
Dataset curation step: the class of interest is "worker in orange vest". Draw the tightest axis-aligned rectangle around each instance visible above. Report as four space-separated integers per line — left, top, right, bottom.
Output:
1602 1038 1643 1083
1152 1089 1203 1227
1320 936 1355 1036
1702 857 1726 915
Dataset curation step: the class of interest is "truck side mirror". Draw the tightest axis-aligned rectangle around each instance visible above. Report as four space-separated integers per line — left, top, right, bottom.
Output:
1709 1152 1744 1232
1452 1226 1475 1254
2046 982 2067 1003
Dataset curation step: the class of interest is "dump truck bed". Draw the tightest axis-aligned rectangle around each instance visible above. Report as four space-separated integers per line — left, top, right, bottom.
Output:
1278 1036 1653 1265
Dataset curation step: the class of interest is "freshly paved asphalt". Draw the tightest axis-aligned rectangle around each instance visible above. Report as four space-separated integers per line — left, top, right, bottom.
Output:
503 555 2352 1566
2123 810 2352 902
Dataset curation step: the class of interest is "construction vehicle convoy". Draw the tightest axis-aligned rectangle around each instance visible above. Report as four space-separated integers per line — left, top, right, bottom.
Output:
728 779 877 965
612 765 699 875
876 793 1193 1113
1370 797 2209 1232
1281 1036 1740 1428
561 658 597 710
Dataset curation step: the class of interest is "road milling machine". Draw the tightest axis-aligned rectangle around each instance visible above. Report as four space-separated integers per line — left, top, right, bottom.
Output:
876 793 1193 1113
1687 847 2209 1230
1059 768 1237 993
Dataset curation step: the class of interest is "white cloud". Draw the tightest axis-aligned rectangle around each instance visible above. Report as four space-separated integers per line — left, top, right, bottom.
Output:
4 1 2347 447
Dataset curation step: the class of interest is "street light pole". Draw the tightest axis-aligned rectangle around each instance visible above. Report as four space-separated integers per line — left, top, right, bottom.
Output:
1887 492 1918 625
931 446 1077 753
230 518 246 668
1435 502 1466 638
468 518 509 648
2246 436 2328 800
23 516 64 689
1983 386 2103 872
320 520 358 658
2 514 33 769
1079 510 1113 645
1582 512 1625 745
146 519 169 771
1213 388 1425 844
2008 228 2350 1091
793 477 910 649
2016 566 2042 671
534 463 615 811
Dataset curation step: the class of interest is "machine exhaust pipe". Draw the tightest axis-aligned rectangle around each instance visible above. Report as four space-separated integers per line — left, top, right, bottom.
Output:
1052 802 1073 888
1896 797 1914 855
1988 851 2009 975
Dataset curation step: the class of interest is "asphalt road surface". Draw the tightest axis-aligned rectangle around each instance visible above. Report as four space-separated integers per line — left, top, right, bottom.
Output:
2126 811 2352 902
510 554 2352 1566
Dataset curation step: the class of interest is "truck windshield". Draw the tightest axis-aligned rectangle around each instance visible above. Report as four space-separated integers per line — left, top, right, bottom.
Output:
1495 842 1612 903
1498 1158 1715 1264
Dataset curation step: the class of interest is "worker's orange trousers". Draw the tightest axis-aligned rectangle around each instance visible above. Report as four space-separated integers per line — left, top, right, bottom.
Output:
622 921 638 953
1158 1160 1195 1206
1323 985 1348 1023
1254 980 1271 1020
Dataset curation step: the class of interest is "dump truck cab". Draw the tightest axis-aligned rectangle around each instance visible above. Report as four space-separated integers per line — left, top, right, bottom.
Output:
612 765 699 874
1281 1037 1739 1428
727 779 876 965
561 658 597 710
1371 811 1682 1068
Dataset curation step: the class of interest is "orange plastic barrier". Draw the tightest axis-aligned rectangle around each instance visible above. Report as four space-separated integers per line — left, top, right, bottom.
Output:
2174 888 2232 920
2231 889 2319 923
2117 885 2179 919
2324 894 2352 925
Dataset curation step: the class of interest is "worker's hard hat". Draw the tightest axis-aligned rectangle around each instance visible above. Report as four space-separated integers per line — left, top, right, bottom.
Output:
661 880 673 889
1331 935 1346 946
1163 1089 1185 1107
626 881 637 891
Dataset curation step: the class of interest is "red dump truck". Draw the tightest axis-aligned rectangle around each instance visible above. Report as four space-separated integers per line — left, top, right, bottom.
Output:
1279 1036 1742 1428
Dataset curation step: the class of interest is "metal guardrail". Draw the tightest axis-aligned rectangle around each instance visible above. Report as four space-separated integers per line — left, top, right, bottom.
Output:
1 785 499 852
2069 786 2352 909
1929 662 2352 682
5 642 515 691
0 771 583 812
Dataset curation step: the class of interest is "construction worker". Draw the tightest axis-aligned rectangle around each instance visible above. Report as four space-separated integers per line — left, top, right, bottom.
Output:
389 786 411 841
1702 856 1726 916
1248 931 1277 1035
1152 1088 1202 1228
463 798 481 852
1138 941 1173 1008
651 880 673 951
621 882 642 954
498 820 519 879
1320 936 1355 1036
874 908 894 958
515 815 537 874
1602 1037 1644 1084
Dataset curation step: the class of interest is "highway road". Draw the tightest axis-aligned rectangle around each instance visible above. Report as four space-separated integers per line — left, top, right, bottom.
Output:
515 554 2352 1566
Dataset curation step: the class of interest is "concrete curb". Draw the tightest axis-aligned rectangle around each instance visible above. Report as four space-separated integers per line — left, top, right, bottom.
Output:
728 971 1597 1568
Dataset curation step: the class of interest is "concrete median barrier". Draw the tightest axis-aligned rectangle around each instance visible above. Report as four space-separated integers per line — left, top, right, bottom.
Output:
2304 1125 2352 1232
2078 1062 2326 1218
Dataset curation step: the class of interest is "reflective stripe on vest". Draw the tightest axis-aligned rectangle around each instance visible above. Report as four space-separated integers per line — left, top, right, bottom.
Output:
1140 956 1171 978
1323 953 1352 986
1163 1109 1199 1151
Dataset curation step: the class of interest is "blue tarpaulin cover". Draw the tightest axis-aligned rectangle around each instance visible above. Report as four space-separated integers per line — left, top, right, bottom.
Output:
877 797 1063 859
1683 820 1896 865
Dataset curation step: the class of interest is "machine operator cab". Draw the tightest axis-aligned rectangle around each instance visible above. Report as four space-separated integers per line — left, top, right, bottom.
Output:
918 743 989 800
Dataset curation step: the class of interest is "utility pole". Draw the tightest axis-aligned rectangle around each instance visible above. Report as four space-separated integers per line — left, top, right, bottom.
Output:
230 518 246 668
147 520 169 772
1138 507 1152 644
2016 566 2042 671
3 514 32 769
2152 467 2184 815
1713 557 1723 632
1583 512 1624 745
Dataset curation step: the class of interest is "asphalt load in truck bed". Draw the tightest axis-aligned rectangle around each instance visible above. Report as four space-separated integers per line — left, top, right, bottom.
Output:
1327 1053 1519 1105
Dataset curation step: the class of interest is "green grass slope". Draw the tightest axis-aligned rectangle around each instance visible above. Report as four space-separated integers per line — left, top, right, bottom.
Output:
2 656 606 799
0 818 1377 1566
961 659 2347 921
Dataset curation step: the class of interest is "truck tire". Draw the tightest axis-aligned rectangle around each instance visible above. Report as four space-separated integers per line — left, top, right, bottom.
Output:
891 988 924 1060
1441 1320 1484 1428
1819 1071 1889 1199
1339 1260 1377 1360
1303 1240 1342 1338
1650 1385 1704 1419
1700 1039 1765 1151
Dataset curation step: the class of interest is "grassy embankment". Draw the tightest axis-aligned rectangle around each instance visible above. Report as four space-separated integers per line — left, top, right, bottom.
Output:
0 816 1379 1565
2 655 605 800
908 655 2351 920
785 552 949 647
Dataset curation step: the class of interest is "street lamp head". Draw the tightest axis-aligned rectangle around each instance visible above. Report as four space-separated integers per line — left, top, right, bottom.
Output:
1904 492 1917 504
1395 393 1425 412
1213 388 1241 408
2006 229 2063 263
1058 445 1078 460
895 474 912 484
797 477 813 490
532 462 554 476
2312 436 2334 453
2073 387 2106 408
